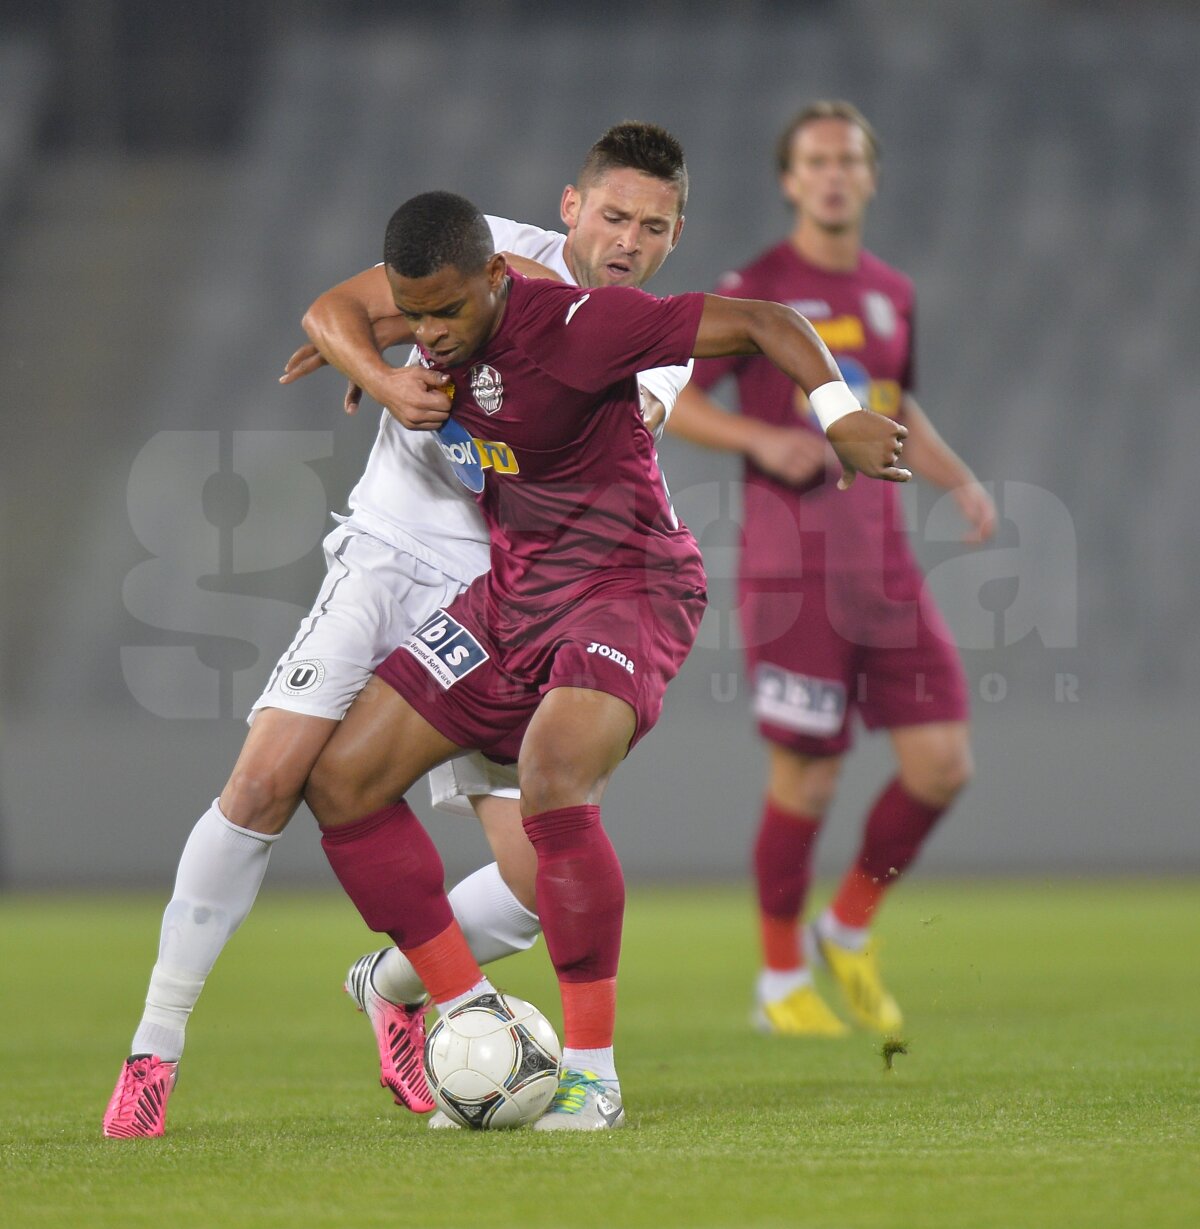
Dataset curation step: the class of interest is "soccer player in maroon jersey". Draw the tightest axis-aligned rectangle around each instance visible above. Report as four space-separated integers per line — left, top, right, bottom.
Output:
667 101 996 1038
102 124 695 1140
302 189 909 1128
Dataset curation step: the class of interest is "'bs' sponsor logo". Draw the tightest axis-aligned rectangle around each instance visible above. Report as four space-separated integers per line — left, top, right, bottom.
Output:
279 659 325 696
753 664 845 736
403 610 488 689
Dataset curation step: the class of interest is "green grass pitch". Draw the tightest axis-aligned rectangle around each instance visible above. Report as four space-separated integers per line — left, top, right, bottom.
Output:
2 880 1197 1229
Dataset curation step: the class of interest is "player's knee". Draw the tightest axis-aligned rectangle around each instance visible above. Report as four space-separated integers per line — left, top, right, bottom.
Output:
906 742 974 809
517 757 595 817
770 751 842 817
799 759 842 814
304 750 366 829
221 767 303 834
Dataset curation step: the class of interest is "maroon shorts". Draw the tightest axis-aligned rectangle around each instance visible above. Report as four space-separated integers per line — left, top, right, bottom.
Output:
377 571 707 763
739 567 968 757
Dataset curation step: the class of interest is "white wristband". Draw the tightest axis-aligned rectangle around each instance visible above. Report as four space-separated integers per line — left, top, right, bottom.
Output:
808 381 862 433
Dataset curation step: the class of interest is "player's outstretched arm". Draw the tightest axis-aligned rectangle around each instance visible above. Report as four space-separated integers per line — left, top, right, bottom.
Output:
693 295 911 486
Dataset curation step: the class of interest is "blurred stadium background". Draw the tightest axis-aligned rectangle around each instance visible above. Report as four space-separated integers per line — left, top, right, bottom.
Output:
1 0 1196 888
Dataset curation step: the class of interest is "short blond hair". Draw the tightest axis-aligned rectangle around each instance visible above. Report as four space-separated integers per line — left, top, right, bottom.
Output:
775 100 881 173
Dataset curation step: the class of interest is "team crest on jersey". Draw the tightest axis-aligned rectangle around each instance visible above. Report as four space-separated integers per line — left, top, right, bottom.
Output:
279 659 325 696
861 291 897 338
470 364 504 414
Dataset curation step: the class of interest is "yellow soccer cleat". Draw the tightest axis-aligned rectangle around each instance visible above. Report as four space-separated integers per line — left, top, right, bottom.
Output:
753 985 850 1037
812 931 904 1034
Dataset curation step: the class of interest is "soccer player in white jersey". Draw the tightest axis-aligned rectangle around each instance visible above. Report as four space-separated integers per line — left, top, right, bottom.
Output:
103 122 692 1139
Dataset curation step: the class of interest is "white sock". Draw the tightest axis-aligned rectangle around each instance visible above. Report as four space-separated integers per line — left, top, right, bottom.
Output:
562 1047 618 1087
371 862 541 1006
817 908 869 952
757 966 813 1004
131 801 279 1061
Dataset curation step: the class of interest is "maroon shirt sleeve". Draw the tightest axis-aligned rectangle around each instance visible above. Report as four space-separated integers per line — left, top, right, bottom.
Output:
520 282 705 393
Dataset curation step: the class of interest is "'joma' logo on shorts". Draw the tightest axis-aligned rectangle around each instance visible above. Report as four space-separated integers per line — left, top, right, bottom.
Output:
587 642 636 674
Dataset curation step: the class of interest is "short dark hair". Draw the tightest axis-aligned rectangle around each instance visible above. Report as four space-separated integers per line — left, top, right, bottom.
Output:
577 121 688 212
775 100 881 173
383 191 493 278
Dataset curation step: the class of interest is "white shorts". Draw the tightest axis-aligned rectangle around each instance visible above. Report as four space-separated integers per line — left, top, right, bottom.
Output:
251 522 516 815
251 521 470 721
427 754 520 818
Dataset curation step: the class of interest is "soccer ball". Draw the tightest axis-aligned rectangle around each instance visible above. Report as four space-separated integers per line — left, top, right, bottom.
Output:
423 992 561 1129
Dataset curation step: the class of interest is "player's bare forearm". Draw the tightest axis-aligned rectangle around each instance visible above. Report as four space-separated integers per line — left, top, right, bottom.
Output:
288 265 453 427
902 396 996 540
899 397 973 488
693 296 842 394
296 266 417 409
280 314 416 387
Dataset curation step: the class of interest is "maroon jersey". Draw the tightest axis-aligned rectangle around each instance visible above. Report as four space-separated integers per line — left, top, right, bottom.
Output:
424 273 707 671
694 243 916 585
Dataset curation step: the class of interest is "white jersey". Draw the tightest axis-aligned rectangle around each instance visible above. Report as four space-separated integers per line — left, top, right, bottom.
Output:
342 215 691 584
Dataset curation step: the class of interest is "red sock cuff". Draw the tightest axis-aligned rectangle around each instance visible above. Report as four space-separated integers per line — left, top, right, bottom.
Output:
406 921 483 1005
560 977 617 1050
760 915 803 971
830 867 885 929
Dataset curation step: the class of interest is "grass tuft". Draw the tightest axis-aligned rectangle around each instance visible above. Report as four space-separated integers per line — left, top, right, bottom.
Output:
879 1035 909 1071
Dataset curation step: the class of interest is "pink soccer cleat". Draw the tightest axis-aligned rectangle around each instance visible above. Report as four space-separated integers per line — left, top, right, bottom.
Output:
102 1054 179 1138
345 950 436 1113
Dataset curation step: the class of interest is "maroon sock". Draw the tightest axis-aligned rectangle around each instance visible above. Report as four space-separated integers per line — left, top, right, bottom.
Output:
754 800 821 969
522 805 623 983
754 799 822 921
320 801 452 950
846 777 947 906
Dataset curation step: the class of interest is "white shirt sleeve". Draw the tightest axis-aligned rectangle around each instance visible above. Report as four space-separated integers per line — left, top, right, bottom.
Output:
485 215 572 277
636 361 694 436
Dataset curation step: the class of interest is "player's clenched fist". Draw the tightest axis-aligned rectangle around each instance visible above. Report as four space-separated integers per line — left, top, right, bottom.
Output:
374 365 455 430
826 410 911 489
